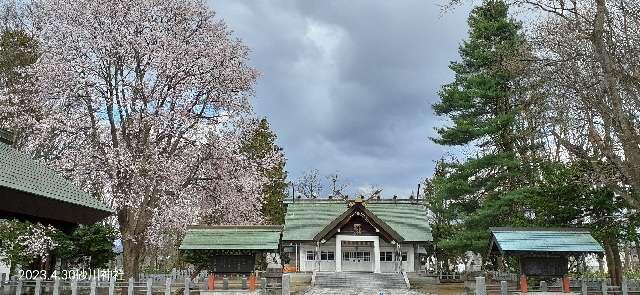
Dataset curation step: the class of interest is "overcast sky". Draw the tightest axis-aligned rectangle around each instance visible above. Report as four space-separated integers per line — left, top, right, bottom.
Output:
209 0 473 197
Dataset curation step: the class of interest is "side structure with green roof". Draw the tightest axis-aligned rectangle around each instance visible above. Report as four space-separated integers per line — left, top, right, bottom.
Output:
0 133 112 230
488 227 604 278
179 225 282 273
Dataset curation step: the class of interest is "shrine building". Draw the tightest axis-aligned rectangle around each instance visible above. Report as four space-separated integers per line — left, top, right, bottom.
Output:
180 197 432 274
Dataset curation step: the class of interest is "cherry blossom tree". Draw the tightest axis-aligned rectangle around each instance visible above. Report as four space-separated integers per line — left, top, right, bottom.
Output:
1 0 277 277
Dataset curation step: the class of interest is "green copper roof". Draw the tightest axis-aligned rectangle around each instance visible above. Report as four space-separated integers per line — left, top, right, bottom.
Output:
282 201 432 242
180 226 282 250
0 142 113 214
490 228 604 254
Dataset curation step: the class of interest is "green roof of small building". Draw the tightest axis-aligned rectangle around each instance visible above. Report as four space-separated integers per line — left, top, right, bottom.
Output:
490 227 604 254
282 200 432 242
180 226 282 250
0 142 113 215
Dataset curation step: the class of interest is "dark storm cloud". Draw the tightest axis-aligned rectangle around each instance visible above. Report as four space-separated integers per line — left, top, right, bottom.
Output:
209 0 472 196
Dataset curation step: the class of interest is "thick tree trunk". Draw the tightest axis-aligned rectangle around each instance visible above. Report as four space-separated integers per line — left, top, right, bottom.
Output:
122 239 145 280
604 242 623 287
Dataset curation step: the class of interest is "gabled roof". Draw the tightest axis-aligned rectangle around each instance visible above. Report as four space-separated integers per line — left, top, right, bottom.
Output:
180 226 282 250
0 142 113 225
489 227 604 255
282 200 432 242
313 200 404 242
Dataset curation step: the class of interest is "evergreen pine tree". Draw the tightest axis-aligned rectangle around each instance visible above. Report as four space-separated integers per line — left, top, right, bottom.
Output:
241 118 288 224
429 0 530 255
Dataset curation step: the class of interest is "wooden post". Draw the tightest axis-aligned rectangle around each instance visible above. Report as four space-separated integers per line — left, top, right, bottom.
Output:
90 277 97 295
249 274 256 290
500 280 508 295
562 276 571 293
53 277 60 295
146 278 152 295
70 278 77 295
621 278 628 295
35 277 42 295
207 274 214 290
475 276 486 295
519 275 528 294
109 276 115 295
128 278 134 295
184 278 190 295
164 278 171 295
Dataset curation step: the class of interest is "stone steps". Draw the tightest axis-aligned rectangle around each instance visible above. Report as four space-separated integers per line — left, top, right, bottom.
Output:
314 272 408 289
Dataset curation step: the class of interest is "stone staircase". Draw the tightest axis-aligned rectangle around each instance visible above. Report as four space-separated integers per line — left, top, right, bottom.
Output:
314 272 408 289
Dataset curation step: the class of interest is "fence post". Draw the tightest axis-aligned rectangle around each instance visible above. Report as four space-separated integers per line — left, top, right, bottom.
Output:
581 279 587 295
128 278 134 295
0 273 4 287
622 278 628 295
90 277 97 295
282 273 290 295
34 277 42 295
540 280 548 292
500 280 508 295
164 278 171 295
601 279 608 295
53 277 60 295
146 278 152 295
109 276 115 295
475 277 486 295
184 278 190 295
222 276 228 290
70 278 77 295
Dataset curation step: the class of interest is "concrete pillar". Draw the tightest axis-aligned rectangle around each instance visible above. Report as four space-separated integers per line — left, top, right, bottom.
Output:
475 276 486 295
70 279 77 295
90 278 97 295
53 277 60 295
282 273 290 295
540 280 548 292
500 280 508 295
128 278 134 295
622 279 629 295
335 237 342 272
601 279 608 295
581 279 587 295
35 277 42 295
146 278 153 295
164 278 171 295
241 275 247 289
373 237 381 273
109 277 116 295
184 278 190 295
261 278 267 291
222 276 228 290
